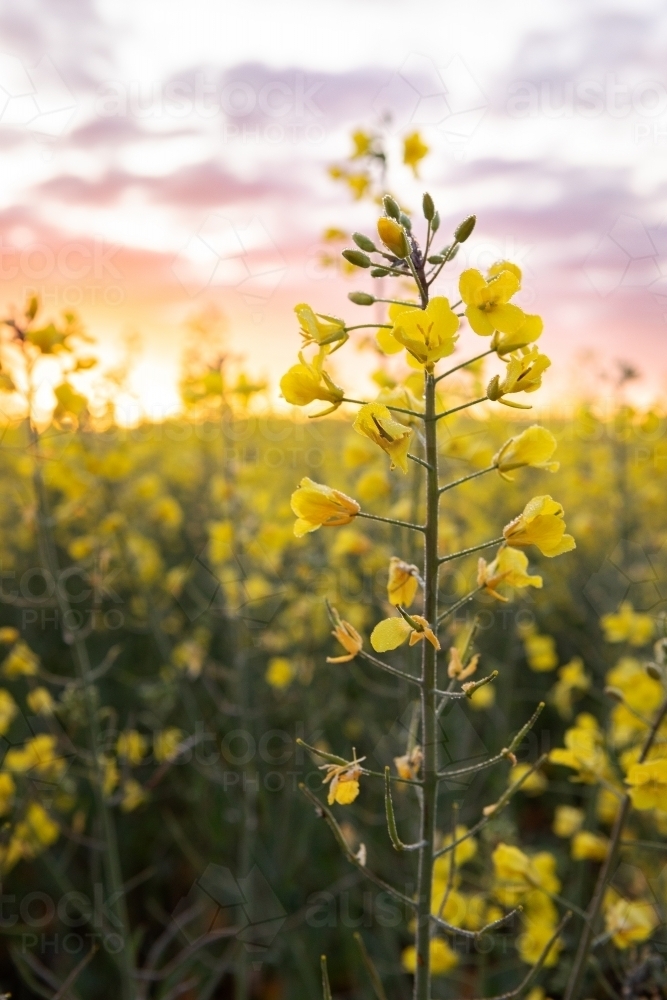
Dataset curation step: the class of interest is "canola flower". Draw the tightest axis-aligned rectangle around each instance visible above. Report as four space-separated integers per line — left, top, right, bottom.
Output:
503 495 576 557
493 425 559 481
353 402 412 472
280 351 344 416
487 348 551 407
601 601 654 646
290 478 360 536
387 556 421 607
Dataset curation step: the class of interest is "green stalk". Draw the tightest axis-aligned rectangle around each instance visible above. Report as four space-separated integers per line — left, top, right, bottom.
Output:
413 368 439 1000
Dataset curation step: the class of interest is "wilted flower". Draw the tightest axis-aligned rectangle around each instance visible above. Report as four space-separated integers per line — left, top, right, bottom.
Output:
326 607 363 663
394 745 423 781
448 646 480 681
387 556 421 607
321 752 365 806
371 613 440 652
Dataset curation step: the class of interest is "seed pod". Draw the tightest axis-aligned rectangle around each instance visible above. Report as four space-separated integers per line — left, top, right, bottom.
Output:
454 215 476 243
422 192 435 220
352 232 377 253
348 292 375 305
342 249 372 268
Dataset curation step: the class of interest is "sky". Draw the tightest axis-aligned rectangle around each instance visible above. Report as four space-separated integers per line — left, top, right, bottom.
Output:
1 0 667 416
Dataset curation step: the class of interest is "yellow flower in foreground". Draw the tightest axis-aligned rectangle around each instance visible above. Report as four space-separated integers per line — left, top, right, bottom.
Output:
504 496 575 557
487 348 551 408
493 425 558 481
604 892 658 949
389 298 459 369
571 830 609 861
266 657 294 689
459 267 523 337
321 754 364 806
402 937 458 976
290 478 360 537
553 805 584 838
280 352 344 416
376 301 419 354
601 602 654 646
353 403 412 472
403 130 430 176
626 759 667 810
295 303 347 351
477 546 543 602
117 730 147 765
387 557 421 607
371 614 440 652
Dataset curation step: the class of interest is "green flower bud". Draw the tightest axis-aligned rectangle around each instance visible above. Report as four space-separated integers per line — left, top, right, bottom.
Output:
431 211 440 233
427 255 444 264
342 249 372 268
352 232 377 253
371 266 390 277
399 212 412 232
646 662 662 680
348 292 375 306
454 215 476 243
422 193 435 220
382 195 401 220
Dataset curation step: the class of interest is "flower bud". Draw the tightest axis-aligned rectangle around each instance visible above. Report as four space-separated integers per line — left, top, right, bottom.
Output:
454 215 476 243
342 249 372 268
382 194 401 220
422 192 435 220
371 266 389 277
399 212 412 232
427 255 444 264
646 662 662 680
377 218 410 259
352 232 377 253
348 292 375 306
431 211 440 233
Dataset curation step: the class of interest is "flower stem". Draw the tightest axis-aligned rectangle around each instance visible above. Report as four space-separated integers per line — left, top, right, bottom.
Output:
438 465 496 494
357 510 425 532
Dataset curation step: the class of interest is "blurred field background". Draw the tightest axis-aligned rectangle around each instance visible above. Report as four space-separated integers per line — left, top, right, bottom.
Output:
1 1 667 998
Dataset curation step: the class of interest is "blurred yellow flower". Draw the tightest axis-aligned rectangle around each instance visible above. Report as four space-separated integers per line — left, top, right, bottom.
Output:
27 687 55 716
394 745 423 781
487 348 551 407
571 830 609 861
353 403 412 473
280 351 344 415
5 734 65 780
504 495 575 557
154 728 183 763
2 640 39 677
0 773 16 816
401 937 457 976
117 730 147 765
0 627 19 644
511 763 548 795
327 614 363 664
351 130 372 158
120 779 147 813
0 689 17 736
604 891 658 949
626 759 667 810
389 298 459 369
550 657 590 718
552 805 584 838
492 843 561 899
290 477 360 537
403 131 430 175
518 911 563 967
550 714 611 784
387 556 420 607
493 425 558 481
459 267 523 337
265 657 295 689
601 602 654 646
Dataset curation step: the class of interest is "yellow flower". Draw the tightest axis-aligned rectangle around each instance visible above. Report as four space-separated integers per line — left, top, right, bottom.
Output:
487 347 551 408
603 891 658 949
511 763 548 795
0 773 16 816
154 728 183 763
321 754 365 806
389 298 459 369
626 759 667 810
376 301 419 355
518 911 563 967
102 756 119 797
0 689 17 736
401 937 458 976
280 352 344 416
27 687 55 716
571 830 609 861
394 745 423 781
552 805 584 838
326 611 363 663
387 557 421 607
459 267 524 337
371 614 440 652
447 646 479 681
120 779 147 812
601 602 654 646
433 825 477 876
493 425 558 481
265 657 294 689
377 217 410 258
504 496 576 557
403 130 429 176
550 657 590 718
19 802 59 850
4 734 65 781
492 313 543 355
606 657 662 745
353 403 412 473
550 714 611 784
290 478 360 537
294 303 348 352
493 845 561 910
117 730 147 766
351 129 373 158
0 627 19 644
477 546 543 602
2 640 39 677
524 633 558 672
